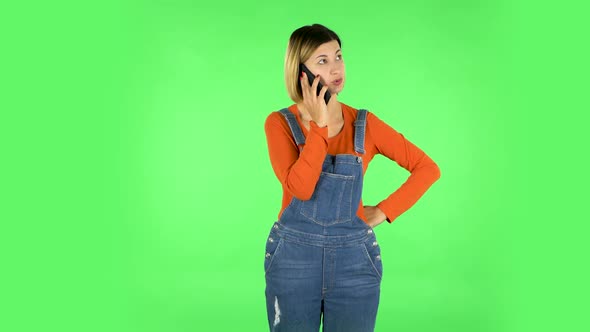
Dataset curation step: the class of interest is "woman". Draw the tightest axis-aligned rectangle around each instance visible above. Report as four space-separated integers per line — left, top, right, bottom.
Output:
263 24 441 332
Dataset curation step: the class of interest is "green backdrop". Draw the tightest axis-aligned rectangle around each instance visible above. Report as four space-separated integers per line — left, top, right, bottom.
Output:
2 0 589 331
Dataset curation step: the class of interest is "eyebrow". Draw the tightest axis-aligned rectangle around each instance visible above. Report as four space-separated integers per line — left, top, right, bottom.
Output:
316 49 342 58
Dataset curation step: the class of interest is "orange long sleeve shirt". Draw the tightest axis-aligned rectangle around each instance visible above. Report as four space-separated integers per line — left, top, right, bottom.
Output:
264 103 441 224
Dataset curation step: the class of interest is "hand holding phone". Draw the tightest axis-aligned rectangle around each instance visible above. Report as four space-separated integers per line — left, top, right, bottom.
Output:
300 63 332 104
298 64 329 127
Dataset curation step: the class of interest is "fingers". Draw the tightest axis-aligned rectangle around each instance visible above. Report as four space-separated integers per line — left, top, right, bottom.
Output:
300 72 310 100
318 84 329 103
301 72 324 103
310 74 320 95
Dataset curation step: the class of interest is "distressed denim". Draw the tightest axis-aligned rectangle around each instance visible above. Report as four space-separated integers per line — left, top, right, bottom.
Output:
264 109 383 332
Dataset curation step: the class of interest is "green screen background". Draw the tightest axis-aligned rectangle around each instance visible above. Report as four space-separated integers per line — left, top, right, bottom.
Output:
2 0 588 331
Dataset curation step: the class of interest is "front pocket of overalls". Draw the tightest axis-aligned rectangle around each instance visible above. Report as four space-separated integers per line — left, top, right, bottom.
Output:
362 234 383 280
264 230 284 274
300 172 354 226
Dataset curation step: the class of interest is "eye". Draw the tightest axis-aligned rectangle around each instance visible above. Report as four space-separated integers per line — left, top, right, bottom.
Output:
336 54 342 60
318 59 326 64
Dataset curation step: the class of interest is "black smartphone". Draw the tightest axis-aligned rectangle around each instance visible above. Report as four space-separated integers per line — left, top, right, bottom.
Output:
300 63 332 104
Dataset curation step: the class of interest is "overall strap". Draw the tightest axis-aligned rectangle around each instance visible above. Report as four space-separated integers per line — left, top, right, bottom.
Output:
278 108 306 149
354 109 368 154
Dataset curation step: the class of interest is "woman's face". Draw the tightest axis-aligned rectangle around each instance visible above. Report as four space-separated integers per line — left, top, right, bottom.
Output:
303 40 345 96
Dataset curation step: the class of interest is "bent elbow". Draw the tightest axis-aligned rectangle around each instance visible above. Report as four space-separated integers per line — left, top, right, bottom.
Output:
433 163 441 180
429 163 441 184
282 172 316 201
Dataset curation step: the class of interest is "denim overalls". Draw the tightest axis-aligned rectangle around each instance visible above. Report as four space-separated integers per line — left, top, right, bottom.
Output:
264 108 383 332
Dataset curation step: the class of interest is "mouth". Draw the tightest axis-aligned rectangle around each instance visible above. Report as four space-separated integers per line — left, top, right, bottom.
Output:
331 78 343 86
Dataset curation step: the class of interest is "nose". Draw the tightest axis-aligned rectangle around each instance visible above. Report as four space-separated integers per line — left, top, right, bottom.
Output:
330 62 342 76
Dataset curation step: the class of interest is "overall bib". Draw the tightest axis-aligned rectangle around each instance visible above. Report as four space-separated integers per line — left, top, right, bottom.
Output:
264 108 383 332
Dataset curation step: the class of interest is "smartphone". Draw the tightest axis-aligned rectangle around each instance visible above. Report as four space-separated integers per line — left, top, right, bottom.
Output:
300 63 332 104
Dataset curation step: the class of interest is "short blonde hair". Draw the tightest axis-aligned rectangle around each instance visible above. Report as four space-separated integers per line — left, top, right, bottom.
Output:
284 24 342 103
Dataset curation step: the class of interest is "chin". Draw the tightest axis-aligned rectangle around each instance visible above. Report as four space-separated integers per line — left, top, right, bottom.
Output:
331 87 343 95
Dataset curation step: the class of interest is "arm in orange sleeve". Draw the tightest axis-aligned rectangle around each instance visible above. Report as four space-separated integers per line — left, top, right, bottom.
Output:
264 111 329 200
367 112 441 223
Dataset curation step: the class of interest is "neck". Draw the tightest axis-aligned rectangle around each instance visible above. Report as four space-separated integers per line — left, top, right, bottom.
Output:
327 95 340 112
296 94 342 122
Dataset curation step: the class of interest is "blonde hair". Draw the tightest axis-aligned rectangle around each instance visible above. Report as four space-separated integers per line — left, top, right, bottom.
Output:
284 24 341 103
